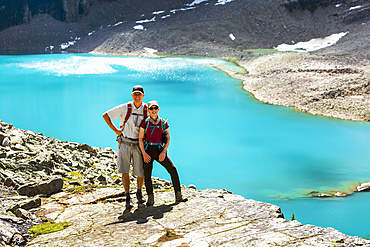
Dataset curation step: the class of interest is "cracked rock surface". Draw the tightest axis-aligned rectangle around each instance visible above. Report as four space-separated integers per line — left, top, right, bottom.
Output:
27 188 370 247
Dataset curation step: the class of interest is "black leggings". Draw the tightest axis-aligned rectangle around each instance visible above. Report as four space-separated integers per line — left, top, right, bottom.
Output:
144 145 181 196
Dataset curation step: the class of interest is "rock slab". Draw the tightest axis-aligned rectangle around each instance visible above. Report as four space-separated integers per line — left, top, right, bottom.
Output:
17 178 63 197
27 188 370 247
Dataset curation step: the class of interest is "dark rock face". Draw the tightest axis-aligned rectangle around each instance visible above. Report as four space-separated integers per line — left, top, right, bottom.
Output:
282 0 337 11
0 0 87 31
0 0 192 31
341 5 370 23
0 0 63 30
62 0 91 23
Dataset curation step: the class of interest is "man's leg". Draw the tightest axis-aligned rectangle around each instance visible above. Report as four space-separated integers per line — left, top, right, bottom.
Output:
136 176 145 204
137 176 144 190
132 145 145 204
117 143 133 209
121 173 133 209
121 173 130 193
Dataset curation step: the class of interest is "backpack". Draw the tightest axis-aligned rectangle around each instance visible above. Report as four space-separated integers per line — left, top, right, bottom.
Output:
144 117 168 146
120 103 148 129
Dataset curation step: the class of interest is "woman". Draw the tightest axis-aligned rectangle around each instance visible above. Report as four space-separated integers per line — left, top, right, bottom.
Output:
139 100 187 206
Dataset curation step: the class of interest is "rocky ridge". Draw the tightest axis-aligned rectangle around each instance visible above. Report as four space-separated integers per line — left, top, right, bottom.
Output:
230 52 370 121
1 121 370 246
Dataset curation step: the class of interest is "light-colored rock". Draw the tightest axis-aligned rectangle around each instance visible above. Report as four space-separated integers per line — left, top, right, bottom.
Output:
188 184 196 190
27 188 370 247
0 219 21 244
357 182 370 192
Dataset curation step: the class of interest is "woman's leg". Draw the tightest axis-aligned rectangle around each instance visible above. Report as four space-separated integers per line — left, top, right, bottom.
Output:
143 159 154 196
144 145 161 196
158 155 181 193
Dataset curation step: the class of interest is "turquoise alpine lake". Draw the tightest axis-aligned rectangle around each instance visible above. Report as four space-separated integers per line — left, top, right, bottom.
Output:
0 53 369 239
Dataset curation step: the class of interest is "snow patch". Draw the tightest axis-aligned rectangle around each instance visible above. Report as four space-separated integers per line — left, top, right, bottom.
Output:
133 25 144 30
113 21 125 27
215 0 234 5
187 0 208 6
275 32 348 53
144 47 158 55
136 17 156 24
349 5 362 10
153 10 165 15
59 37 80 50
170 7 196 14
44 46 54 52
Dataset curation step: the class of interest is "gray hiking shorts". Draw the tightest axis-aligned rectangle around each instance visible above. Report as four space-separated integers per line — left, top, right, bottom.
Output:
117 137 144 177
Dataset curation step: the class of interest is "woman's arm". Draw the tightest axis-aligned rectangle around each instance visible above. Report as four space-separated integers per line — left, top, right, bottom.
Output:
139 127 151 163
159 128 170 162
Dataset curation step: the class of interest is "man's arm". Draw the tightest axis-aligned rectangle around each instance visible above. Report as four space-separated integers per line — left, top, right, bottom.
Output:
102 112 122 136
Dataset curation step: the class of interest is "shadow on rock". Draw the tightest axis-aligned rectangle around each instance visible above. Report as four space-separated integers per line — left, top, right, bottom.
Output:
107 203 176 225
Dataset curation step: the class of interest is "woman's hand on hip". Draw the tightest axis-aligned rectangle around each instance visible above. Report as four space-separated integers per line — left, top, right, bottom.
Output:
143 152 151 163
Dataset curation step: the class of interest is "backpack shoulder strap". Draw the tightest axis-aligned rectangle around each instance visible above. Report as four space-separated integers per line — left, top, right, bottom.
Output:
145 117 150 130
143 104 148 118
123 103 132 126
161 118 167 131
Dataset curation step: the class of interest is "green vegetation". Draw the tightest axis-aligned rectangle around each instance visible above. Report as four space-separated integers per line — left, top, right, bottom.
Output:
67 171 83 177
66 184 103 193
245 49 282 55
291 213 296 221
62 183 70 189
165 229 176 237
29 222 72 237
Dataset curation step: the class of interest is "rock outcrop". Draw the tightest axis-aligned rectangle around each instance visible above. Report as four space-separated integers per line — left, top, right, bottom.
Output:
17 178 63 197
27 188 370 246
234 52 370 121
1 120 370 246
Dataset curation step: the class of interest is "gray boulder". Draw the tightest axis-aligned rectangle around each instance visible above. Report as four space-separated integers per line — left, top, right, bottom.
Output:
0 132 11 147
14 208 32 220
17 178 63 197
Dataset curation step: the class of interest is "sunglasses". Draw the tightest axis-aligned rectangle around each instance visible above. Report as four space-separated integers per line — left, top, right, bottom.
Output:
149 106 158 110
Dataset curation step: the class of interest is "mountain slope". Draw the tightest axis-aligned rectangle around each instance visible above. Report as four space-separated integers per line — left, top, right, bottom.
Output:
0 0 369 58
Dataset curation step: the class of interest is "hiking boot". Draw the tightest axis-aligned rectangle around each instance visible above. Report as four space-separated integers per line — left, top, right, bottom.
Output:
175 192 188 203
125 193 133 209
146 194 154 207
136 190 145 204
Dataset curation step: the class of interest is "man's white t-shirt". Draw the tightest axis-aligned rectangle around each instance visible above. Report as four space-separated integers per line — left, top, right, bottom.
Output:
105 102 146 139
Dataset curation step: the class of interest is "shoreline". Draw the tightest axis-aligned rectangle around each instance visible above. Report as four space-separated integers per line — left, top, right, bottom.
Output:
1 48 369 122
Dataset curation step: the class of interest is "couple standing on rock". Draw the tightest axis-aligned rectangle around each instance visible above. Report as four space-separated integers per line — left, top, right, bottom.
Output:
102 85 187 211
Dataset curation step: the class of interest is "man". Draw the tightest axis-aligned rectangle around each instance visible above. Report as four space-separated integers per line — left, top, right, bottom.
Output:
102 85 147 210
